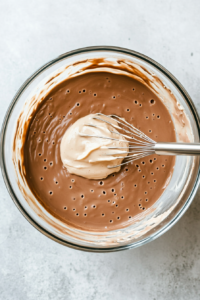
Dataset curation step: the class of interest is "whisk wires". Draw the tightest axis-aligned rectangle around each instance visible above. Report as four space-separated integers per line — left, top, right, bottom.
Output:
79 113 156 168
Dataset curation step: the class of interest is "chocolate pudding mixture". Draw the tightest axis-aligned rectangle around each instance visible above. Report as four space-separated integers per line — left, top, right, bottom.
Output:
24 72 176 231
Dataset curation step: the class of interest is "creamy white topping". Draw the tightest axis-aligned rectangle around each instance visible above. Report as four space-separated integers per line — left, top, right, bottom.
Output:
60 114 129 179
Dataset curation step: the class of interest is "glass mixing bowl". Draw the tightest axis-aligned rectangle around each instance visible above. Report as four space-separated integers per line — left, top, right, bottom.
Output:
1 46 200 252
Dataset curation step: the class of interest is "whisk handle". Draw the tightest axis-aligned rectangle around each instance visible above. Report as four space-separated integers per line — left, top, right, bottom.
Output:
154 142 200 156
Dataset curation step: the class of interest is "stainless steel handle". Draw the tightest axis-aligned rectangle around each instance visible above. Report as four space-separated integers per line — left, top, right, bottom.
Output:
154 142 200 156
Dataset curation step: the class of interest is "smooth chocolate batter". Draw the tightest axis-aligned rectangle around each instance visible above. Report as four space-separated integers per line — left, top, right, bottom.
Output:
24 72 176 231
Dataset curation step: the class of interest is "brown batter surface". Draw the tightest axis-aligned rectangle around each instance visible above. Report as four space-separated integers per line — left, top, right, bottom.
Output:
24 72 176 231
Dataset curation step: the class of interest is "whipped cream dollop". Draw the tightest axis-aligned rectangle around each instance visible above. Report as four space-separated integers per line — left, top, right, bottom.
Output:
60 114 129 179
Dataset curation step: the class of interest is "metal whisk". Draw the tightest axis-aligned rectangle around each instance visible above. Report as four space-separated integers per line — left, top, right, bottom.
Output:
79 113 200 169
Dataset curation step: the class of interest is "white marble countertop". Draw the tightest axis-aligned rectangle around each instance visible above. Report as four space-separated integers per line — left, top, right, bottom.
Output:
1 0 200 299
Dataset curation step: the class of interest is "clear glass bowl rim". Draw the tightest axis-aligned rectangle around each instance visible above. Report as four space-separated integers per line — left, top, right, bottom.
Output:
1 45 200 252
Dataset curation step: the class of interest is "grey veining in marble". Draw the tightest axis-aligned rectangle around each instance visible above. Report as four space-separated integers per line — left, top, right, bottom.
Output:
0 0 200 299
